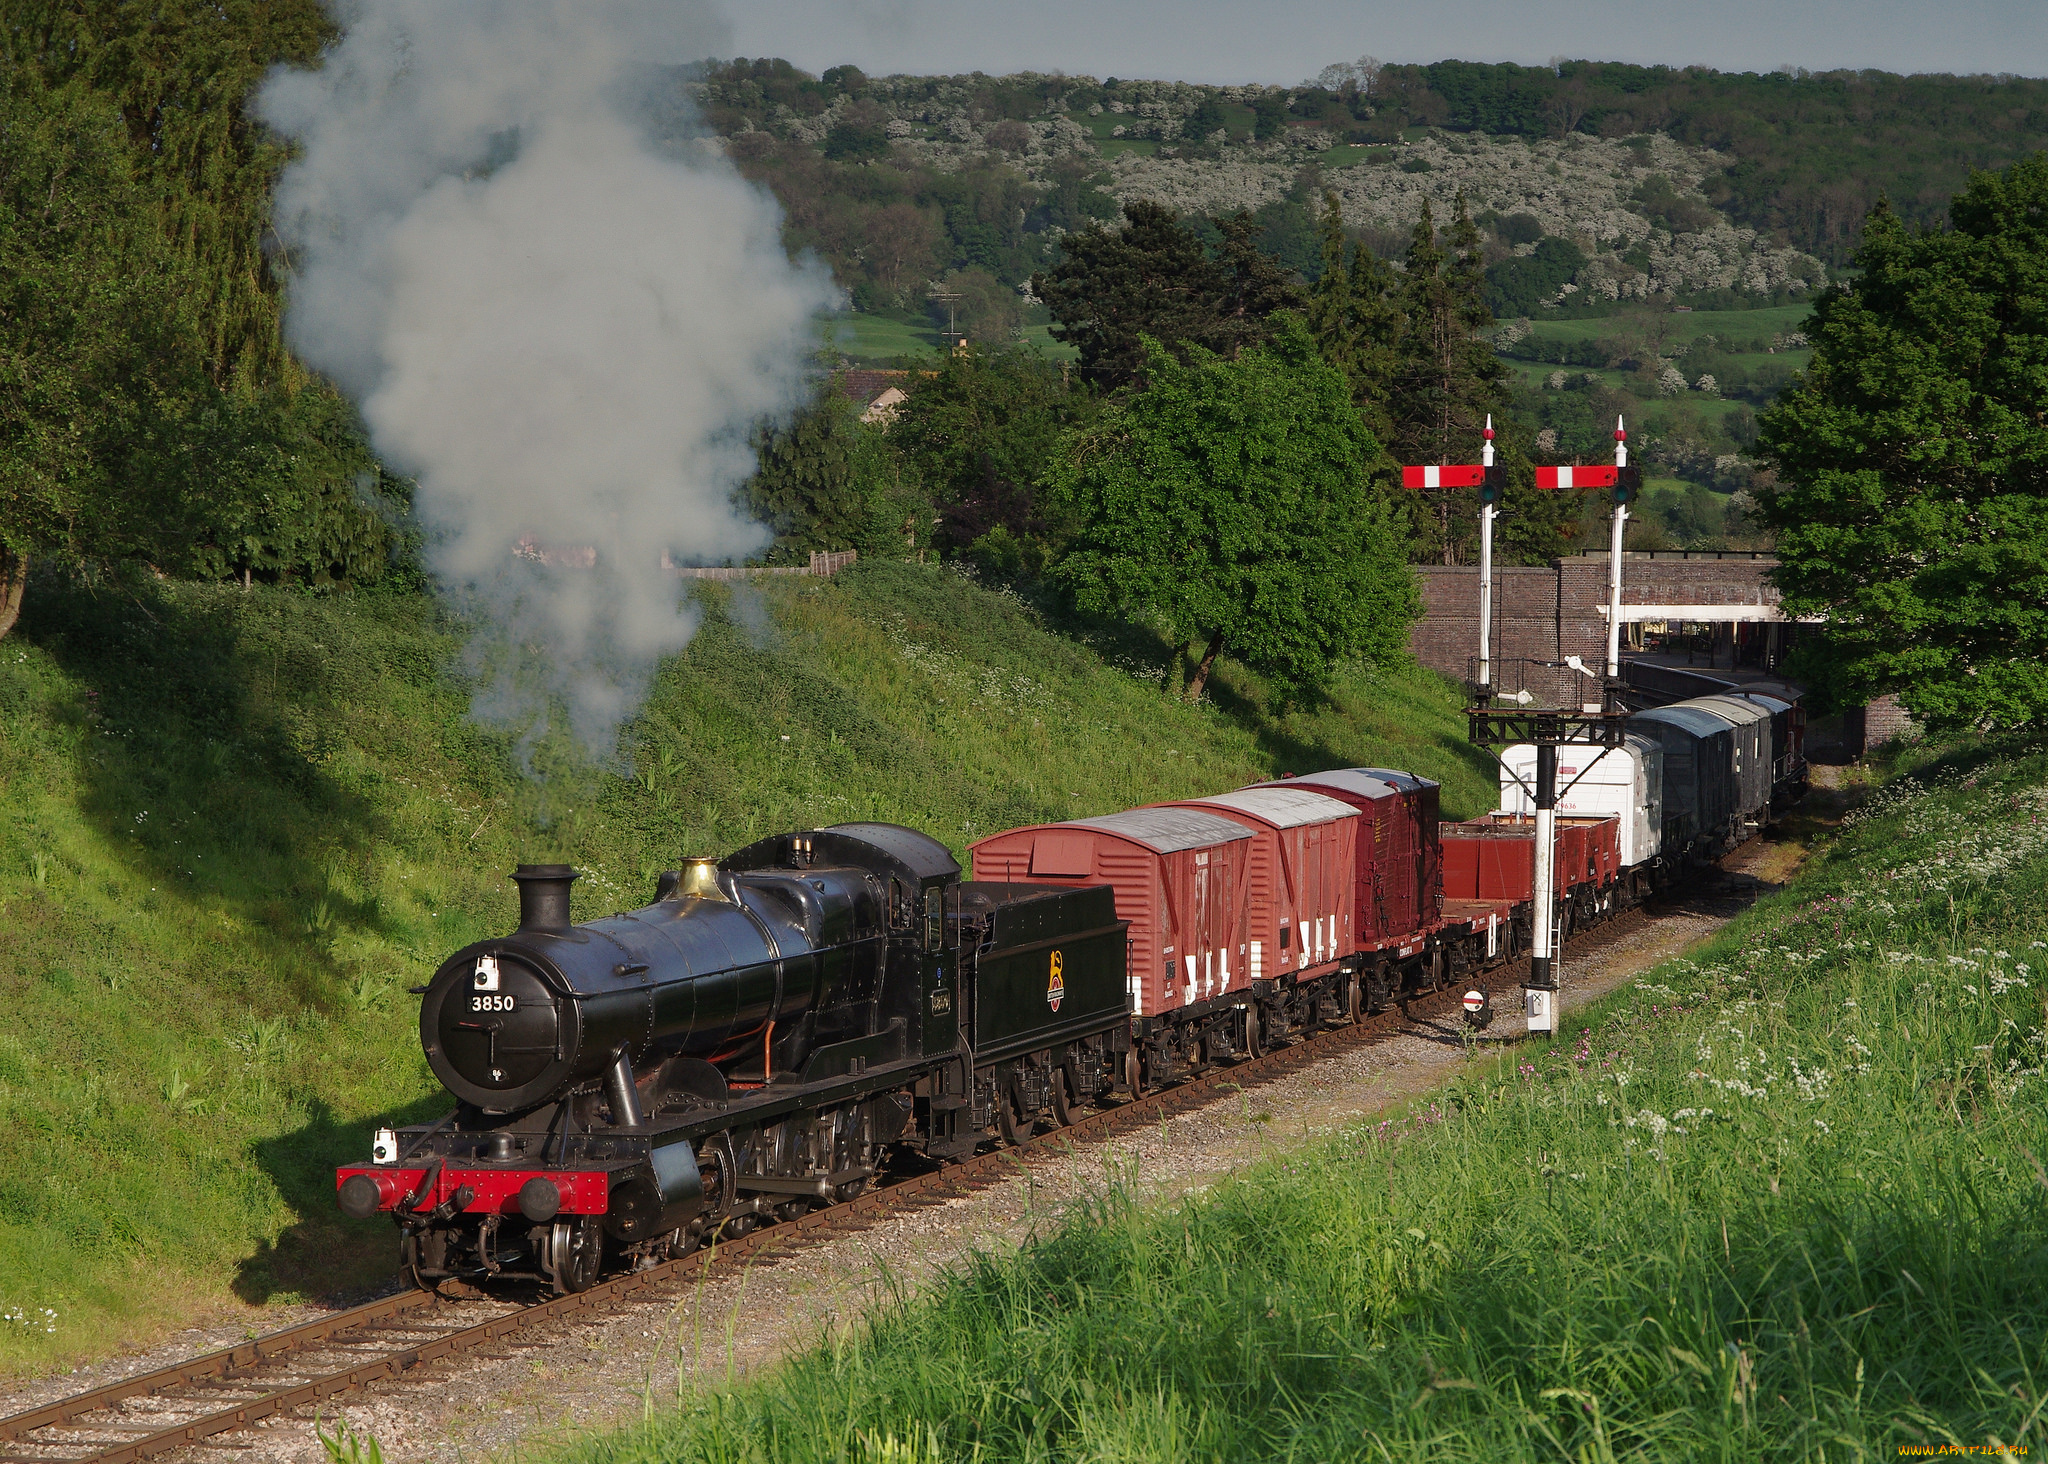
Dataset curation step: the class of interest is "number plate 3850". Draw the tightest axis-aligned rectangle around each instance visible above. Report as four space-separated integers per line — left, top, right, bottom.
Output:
471 994 518 1013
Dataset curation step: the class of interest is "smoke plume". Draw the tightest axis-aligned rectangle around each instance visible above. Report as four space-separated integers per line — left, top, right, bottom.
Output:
260 2 831 759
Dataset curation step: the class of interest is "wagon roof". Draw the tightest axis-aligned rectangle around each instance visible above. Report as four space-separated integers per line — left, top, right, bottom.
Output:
1064 806 1255 853
1176 787 1358 828
1688 694 1771 727
1263 769 1398 801
1350 767 1439 794
1633 705 1735 737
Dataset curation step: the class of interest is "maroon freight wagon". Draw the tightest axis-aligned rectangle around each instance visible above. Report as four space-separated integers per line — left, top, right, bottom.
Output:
969 808 1252 1019
1157 787 1358 984
1249 769 1442 949
1438 816 1621 904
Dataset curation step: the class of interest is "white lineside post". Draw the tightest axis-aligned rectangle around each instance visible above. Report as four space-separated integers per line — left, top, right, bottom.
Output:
1526 740 1559 1034
1478 415 1496 695
1606 415 1629 682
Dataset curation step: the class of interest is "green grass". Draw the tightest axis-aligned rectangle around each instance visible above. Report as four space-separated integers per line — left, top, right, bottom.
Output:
1062 111 1163 157
555 734 2048 1461
824 315 1075 365
1318 144 1390 169
826 312 943 363
1504 359 1799 420
1519 304 1814 346
0 560 1486 1372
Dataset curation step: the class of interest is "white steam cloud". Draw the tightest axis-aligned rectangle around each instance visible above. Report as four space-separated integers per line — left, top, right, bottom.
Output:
260 1 832 759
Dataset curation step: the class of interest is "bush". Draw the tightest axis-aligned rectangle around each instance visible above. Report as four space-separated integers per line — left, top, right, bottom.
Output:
1484 237 1588 317
820 119 888 162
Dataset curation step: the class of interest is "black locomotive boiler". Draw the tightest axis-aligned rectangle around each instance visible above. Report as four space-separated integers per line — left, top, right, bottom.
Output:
336 825 1130 1292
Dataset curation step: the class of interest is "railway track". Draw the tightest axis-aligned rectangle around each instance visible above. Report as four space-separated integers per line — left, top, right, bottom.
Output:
0 905 1659 1464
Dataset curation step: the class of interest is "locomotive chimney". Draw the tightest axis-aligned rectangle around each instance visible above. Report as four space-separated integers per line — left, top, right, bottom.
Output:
675 857 728 902
511 864 579 931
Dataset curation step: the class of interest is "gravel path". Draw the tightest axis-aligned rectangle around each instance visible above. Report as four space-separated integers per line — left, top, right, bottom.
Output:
9 833 1808 1464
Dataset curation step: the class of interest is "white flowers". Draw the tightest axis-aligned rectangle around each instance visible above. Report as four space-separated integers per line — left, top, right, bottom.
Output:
1 1305 57 1334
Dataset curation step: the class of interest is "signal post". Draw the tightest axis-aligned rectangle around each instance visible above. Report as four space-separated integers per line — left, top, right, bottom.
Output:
1403 420 1640 1035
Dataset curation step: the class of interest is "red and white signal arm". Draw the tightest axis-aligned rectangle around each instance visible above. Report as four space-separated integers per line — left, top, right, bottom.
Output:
1534 465 1622 489
1401 464 1487 489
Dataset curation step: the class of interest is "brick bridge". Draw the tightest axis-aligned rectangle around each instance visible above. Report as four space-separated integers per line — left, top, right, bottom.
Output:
1408 550 1914 752
1411 550 1798 705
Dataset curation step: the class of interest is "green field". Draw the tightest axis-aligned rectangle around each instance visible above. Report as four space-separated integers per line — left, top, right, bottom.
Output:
0 561 1485 1373
826 311 942 361
1065 110 1164 158
1518 304 1814 345
1503 360 1779 424
826 314 1077 365
553 734 2048 1463
1317 143 1391 169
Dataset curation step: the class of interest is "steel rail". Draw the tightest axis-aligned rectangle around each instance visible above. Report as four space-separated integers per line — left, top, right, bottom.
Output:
0 902 1661 1463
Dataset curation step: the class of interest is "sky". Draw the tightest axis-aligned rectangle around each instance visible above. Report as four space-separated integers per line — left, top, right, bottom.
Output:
720 0 2048 84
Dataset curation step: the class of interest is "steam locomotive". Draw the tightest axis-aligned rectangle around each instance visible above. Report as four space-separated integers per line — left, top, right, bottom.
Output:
337 690 1803 1293
338 828 1131 1291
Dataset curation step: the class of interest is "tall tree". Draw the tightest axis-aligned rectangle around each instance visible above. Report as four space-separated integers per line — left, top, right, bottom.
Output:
8 0 334 390
0 77 198 635
1304 189 1400 445
1391 196 1506 565
1032 201 1302 392
0 4 403 627
1054 316 1418 706
889 346 1095 573
1759 163 2048 730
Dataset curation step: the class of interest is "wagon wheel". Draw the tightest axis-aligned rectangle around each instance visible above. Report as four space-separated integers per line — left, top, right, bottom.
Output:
1050 1067 1077 1129
1242 1002 1264 1059
1344 971 1365 1023
997 1079 1029 1147
1122 1046 1146 1099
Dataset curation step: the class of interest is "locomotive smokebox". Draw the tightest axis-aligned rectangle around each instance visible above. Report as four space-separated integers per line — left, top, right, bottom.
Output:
512 864 578 931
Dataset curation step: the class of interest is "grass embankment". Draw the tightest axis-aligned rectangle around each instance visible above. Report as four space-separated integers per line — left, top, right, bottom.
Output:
0 560 1485 1372
567 737 2048 1461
